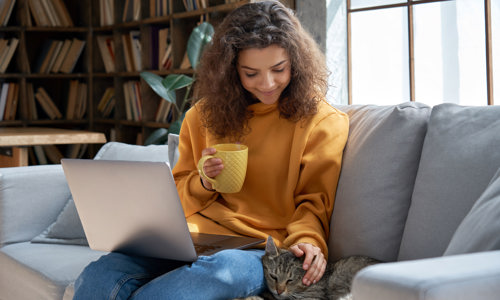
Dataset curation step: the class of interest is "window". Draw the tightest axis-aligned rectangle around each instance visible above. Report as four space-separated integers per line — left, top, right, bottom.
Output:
340 0 498 106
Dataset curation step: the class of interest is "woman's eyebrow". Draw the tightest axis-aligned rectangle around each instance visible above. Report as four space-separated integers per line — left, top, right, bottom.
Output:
239 60 288 71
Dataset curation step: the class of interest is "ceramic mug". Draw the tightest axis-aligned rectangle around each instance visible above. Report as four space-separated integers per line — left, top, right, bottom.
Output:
197 144 248 193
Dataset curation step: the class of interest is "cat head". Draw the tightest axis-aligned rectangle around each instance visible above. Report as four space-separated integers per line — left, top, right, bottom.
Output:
262 236 308 299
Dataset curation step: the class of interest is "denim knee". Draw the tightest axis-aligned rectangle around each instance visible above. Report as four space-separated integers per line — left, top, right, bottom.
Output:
73 252 184 300
131 249 266 300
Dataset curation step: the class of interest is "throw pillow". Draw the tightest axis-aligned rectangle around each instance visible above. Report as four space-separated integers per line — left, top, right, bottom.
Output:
32 142 172 246
329 102 431 262
31 198 88 245
444 167 500 255
398 104 500 260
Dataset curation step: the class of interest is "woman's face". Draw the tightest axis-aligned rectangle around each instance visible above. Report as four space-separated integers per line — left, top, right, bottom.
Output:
237 45 291 105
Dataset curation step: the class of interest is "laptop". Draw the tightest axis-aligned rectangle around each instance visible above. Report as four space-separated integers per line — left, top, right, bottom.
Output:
61 158 264 262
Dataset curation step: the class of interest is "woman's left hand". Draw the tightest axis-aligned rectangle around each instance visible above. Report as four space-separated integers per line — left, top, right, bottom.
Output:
289 243 326 286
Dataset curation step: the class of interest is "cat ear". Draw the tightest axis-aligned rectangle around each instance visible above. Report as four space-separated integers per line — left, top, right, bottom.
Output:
265 236 279 257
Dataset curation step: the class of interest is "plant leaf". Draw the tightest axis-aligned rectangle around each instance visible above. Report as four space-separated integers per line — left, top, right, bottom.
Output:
140 72 176 103
145 128 169 145
187 22 214 69
162 74 193 91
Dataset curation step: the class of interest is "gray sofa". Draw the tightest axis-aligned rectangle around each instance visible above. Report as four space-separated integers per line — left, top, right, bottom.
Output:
1 102 500 299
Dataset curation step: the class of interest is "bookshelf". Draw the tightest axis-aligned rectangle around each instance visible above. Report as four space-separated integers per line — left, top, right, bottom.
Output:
0 0 295 164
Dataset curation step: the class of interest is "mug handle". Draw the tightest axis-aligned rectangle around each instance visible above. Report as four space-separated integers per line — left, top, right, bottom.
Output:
197 155 217 186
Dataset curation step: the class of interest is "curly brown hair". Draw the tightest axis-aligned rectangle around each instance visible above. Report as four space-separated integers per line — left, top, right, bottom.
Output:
193 0 328 140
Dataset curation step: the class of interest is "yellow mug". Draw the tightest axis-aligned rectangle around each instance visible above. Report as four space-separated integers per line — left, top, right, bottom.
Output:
197 144 248 193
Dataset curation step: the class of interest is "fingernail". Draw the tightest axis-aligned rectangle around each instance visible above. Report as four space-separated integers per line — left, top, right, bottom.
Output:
303 264 309 270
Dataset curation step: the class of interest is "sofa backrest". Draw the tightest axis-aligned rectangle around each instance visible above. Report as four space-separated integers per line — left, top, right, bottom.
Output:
329 102 431 262
398 104 500 260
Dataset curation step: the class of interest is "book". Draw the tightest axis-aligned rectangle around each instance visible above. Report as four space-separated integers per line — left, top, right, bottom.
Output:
0 82 9 121
0 0 16 26
123 81 133 120
43 40 64 73
33 39 55 73
100 0 114 26
40 0 60 26
122 0 133 22
3 82 18 120
155 99 173 123
0 38 19 73
29 0 54 26
43 144 64 164
35 87 63 119
75 82 87 119
59 38 86 73
121 33 134 72
97 87 115 117
129 30 142 71
65 80 79 119
51 0 74 26
26 83 38 120
96 35 115 72
51 38 72 73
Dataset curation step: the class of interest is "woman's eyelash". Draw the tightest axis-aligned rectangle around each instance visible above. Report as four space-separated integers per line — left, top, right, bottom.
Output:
245 73 257 77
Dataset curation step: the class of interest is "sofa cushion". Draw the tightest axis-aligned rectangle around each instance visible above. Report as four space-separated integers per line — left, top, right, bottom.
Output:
31 142 172 246
0 242 105 300
399 104 500 260
444 167 500 255
93 141 170 162
0 165 71 246
329 102 431 262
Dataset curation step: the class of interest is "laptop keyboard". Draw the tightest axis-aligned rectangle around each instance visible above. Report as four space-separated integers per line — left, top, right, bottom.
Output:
194 244 222 254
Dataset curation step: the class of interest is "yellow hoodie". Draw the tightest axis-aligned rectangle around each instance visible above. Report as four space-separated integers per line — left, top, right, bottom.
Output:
172 99 349 256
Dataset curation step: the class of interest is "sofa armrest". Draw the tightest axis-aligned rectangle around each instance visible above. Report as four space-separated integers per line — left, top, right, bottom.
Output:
0 165 71 246
352 250 500 300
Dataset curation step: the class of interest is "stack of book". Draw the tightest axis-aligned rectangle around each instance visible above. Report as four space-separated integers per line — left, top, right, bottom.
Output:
27 0 74 27
155 99 173 123
0 82 19 121
150 0 171 17
34 38 86 74
0 37 19 73
122 31 142 72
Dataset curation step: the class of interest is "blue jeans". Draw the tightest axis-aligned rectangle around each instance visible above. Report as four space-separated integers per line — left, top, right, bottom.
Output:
73 249 266 300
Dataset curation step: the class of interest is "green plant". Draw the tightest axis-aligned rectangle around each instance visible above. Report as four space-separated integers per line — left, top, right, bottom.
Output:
140 22 214 145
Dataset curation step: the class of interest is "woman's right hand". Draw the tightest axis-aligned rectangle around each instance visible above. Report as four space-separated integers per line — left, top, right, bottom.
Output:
200 147 224 190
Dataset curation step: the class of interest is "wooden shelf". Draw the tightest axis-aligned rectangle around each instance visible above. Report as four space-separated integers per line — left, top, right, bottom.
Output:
0 0 294 164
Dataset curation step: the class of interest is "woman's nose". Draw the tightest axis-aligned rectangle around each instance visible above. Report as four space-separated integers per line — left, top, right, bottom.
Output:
259 72 275 89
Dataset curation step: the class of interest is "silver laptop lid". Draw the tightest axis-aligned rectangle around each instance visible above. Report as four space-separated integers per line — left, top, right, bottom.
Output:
61 159 198 261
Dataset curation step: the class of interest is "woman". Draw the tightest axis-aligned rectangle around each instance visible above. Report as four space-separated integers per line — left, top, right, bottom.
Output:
73 1 348 299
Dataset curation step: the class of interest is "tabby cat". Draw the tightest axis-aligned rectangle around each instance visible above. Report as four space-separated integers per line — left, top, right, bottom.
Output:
238 236 380 300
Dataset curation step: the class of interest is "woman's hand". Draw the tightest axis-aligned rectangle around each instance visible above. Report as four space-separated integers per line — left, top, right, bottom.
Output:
289 243 326 286
200 147 224 190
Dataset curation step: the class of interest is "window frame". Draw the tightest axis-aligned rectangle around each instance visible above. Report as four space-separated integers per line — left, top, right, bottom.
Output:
346 0 495 105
